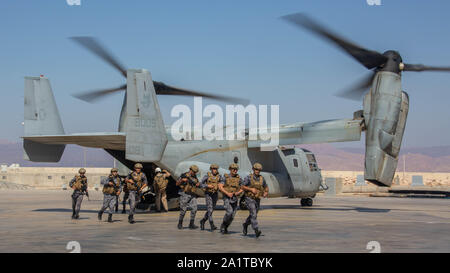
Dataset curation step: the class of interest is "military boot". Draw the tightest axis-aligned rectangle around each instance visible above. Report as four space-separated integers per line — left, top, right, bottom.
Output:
128 215 135 224
178 218 183 229
74 213 80 219
189 220 198 229
122 204 126 214
107 214 113 223
98 211 103 221
210 221 217 231
242 223 248 236
71 210 76 219
200 218 206 230
220 223 228 234
255 228 262 238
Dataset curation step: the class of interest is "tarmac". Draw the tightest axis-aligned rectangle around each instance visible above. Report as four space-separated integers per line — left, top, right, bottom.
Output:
0 190 449 253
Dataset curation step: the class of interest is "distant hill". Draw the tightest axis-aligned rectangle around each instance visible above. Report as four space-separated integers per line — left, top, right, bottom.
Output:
298 144 450 172
341 146 450 158
0 142 114 167
0 140 449 172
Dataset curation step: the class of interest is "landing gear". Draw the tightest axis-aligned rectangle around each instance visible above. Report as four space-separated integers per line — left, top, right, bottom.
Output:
300 198 313 207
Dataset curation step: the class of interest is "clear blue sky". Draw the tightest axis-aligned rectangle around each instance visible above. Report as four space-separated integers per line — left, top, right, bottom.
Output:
1 0 450 148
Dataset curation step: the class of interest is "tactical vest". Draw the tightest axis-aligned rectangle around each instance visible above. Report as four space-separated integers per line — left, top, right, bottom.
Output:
103 175 120 195
179 172 199 195
154 174 168 192
205 172 220 194
245 175 266 199
73 175 87 191
223 174 240 194
127 172 144 191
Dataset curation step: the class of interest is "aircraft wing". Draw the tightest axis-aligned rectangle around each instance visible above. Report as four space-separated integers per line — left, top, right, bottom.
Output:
248 118 363 148
22 132 126 150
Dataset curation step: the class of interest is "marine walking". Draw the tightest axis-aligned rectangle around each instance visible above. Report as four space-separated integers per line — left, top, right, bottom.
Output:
98 168 122 223
124 163 148 224
69 168 88 220
199 164 222 231
218 163 243 234
241 163 269 238
176 165 200 229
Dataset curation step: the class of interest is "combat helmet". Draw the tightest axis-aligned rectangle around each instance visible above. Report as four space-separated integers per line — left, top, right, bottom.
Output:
189 165 199 173
252 163 263 171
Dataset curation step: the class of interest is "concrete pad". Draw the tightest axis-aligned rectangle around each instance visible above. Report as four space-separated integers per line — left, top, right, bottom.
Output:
0 190 449 253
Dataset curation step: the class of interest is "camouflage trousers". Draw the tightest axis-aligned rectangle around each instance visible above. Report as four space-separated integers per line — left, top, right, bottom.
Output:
222 196 238 227
202 192 218 222
115 195 119 212
122 191 129 210
155 189 168 212
244 197 261 230
71 191 84 216
100 194 116 215
128 191 138 216
179 192 197 222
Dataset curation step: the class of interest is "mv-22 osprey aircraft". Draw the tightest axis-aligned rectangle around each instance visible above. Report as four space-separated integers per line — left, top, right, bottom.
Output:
22 14 450 208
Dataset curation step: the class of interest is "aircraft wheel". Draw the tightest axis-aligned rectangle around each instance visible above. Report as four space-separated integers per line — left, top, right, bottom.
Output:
300 198 313 207
300 198 306 206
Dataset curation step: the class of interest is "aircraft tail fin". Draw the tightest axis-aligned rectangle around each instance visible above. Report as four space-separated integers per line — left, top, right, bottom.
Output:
23 76 66 162
122 69 168 162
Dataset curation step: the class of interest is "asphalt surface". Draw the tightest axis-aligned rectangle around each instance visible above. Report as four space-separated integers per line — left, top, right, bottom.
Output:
0 190 448 253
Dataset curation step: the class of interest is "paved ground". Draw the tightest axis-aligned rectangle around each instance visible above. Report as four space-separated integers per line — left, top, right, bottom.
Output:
0 190 449 253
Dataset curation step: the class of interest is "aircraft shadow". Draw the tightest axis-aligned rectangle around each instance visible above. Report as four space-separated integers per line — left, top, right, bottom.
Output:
33 205 390 214
257 205 390 213
33 208 100 213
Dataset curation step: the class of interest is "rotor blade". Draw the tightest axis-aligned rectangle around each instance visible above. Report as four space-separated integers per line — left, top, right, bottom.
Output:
72 84 127 103
70 36 127 78
403 63 450 72
335 73 375 101
281 13 387 70
153 81 250 105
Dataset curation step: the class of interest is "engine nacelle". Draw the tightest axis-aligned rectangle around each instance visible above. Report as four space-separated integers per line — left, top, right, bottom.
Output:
363 72 409 187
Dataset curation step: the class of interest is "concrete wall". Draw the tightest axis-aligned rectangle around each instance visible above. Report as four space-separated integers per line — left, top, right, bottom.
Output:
1 166 449 191
322 170 450 187
0 167 110 189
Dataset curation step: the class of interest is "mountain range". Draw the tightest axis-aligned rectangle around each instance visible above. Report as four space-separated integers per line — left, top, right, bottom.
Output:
0 140 449 172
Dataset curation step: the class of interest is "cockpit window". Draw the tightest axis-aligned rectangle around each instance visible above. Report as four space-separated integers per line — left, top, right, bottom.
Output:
306 154 319 171
293 159 298 168
306 154 317 164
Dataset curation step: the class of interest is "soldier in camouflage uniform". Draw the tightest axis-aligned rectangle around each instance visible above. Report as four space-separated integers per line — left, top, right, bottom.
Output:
176 165 200 230
124 163 148 224
98 168 122 223
218 163 243 234
153 167 171 212
241 163 269 238
199 164 222 231
69 168 88 219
